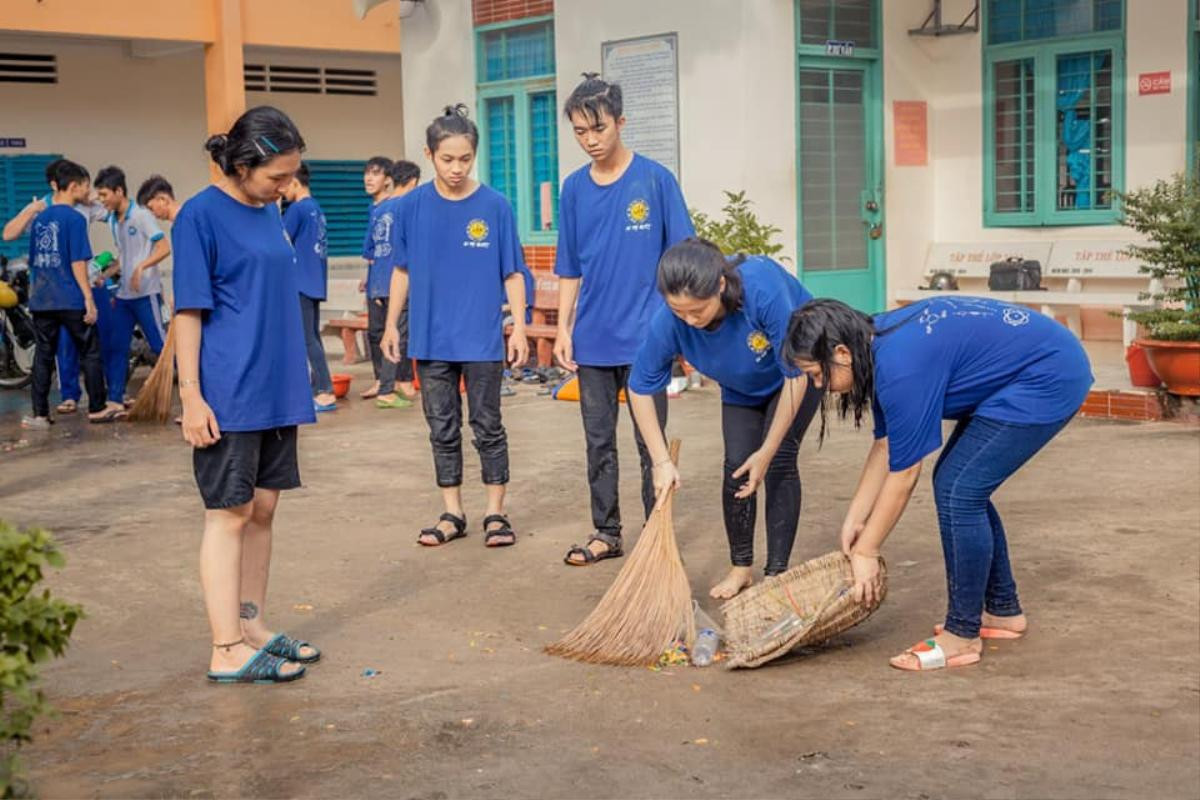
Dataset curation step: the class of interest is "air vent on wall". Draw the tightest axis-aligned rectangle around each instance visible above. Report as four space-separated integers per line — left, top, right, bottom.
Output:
0 52 57 84
244 64 376 96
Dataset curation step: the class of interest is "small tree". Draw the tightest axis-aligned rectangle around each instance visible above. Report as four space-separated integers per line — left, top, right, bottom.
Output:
690 190 784 258
1 522 83 798
1121 172 1200 341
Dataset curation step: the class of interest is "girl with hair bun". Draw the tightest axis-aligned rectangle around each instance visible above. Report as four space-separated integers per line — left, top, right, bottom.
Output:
381 104 529 549
627 238 821 598
172 105 320 684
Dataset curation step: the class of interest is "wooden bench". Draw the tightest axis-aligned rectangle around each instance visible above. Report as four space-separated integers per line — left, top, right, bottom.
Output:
322 276 368 364
507 271 560 367
894 240 1158 347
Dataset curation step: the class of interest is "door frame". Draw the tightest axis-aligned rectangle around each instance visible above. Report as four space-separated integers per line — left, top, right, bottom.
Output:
793 0 886 312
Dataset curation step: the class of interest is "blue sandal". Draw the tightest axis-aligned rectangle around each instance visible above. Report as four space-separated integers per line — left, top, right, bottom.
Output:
264 632 321 664
207 642 305 684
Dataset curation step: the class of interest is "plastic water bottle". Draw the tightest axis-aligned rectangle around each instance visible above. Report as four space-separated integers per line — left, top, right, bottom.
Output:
691 603 721 667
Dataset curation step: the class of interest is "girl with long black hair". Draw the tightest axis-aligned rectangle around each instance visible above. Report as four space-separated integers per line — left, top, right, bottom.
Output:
784 297 1092 671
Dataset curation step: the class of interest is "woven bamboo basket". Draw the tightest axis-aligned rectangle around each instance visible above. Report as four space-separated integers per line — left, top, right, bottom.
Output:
720 550 886 669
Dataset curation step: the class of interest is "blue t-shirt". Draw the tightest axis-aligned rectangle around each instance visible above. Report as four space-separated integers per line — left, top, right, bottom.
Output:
871 297 1094 471
28 204 93 311
172 186 317 432
630 257 812 406
391 182 523 362
555 154 694 367
283 197 328 300
362 198 398 299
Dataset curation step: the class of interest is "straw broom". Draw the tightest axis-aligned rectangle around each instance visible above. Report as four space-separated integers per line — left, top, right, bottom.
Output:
126 320 177 423
546 438 695 666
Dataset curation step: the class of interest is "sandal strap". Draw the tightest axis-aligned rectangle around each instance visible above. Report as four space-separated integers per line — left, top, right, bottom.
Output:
588 531 622 552
564 544 598 563
438 512 467 533
244 649 292 681
419 527 448 543
910 639 946 669
482 514 510 529
265 633 313 661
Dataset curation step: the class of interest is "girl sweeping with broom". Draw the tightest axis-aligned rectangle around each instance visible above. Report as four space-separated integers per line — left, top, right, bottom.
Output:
381 105 529 548
783 297 1092 671
173 106 319 683
627 238 822 600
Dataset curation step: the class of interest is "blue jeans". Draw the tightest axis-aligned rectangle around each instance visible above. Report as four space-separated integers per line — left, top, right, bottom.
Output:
56 286 120 404
933 414 1073 639
299 294 333 395
107 294 165 402
56 329 80 402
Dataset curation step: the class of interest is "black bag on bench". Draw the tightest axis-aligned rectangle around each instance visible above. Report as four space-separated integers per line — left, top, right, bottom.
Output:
988 257 1044 291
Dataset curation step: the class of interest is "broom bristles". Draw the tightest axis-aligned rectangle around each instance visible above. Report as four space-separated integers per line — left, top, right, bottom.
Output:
126 321 177 423
546 439 695 667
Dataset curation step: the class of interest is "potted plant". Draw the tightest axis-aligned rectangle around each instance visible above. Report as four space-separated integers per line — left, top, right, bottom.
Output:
1122 172 1200 396
690 190 785 258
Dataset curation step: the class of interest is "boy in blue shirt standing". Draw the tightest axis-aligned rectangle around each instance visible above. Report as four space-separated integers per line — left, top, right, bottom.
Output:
94 166 171 406
554 75 695 566
23 160 121 428
282 163 335 411
359 156 410 406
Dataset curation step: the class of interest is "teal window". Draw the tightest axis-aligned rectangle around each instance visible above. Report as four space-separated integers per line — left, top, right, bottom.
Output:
0 153 60 260
476 17 558 242
305 159 370 257
983 1 1124 226
797 0 877 49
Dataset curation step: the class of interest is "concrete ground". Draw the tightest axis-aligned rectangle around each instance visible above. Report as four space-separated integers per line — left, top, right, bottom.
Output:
1 364 1198 800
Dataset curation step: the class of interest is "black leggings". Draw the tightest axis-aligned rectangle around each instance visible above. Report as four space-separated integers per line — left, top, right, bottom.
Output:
720 383 823 575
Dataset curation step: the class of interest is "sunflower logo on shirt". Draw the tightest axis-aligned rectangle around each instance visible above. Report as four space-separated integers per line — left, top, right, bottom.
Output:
625 198 652 232
464 218 491 248
747 330 771 362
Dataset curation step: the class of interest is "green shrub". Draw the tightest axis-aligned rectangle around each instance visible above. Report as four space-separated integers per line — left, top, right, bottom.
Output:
690 190 784 258
1121 172 1200 341
0 522 83 798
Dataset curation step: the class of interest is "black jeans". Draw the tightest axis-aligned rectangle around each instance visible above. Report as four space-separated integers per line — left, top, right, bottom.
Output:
417 360 508 487
577 364 668 537
298 295 334 395
367 297 413 394
32 310 105 416
720 383 823 575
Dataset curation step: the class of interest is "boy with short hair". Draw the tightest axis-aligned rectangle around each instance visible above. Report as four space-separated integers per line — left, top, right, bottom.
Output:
554 75 695 566
94 165 171 406
359 155 412 407
3 158 108 414
23 160 123 427
137 175 181 223
282 162 336 411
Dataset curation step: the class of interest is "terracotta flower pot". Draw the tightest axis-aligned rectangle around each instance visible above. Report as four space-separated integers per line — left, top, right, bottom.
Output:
1124 343 1161 388
1135 338 1200 396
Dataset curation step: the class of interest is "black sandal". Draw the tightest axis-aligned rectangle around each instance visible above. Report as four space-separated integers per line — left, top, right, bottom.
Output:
483 514 517 547
418 512 467 546
563 531 623 566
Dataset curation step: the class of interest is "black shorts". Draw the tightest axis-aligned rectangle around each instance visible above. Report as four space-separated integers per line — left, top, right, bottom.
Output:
193 426 301 510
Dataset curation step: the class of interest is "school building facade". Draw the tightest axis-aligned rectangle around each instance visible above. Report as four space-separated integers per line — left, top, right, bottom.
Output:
402 0 1196 340
3 0 1196 343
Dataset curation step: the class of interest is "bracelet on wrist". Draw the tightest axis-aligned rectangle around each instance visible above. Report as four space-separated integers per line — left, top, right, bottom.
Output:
179 379 199 389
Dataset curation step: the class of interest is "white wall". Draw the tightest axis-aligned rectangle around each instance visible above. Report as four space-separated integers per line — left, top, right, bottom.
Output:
397 0 475 172
0 33 209 258
554 0 799 261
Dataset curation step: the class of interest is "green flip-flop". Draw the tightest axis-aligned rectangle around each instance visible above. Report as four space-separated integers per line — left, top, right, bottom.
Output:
376 394 413 409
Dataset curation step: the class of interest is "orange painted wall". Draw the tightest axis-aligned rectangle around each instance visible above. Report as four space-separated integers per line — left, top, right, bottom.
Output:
0 0 216 42
0 0 401 53
243 0 401 53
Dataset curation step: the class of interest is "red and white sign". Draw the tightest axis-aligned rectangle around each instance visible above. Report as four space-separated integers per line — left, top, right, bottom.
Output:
1138 71 1171 95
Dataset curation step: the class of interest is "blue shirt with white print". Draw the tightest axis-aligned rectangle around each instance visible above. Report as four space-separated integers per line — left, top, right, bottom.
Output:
630 256 812 406
28 204 93 311
362 198 398 299
555 153 694 367
870 297 1094 471
283 196 329 301
390 182 523 362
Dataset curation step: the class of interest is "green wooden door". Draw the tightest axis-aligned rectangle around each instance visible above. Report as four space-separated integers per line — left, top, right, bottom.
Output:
795 59 884 311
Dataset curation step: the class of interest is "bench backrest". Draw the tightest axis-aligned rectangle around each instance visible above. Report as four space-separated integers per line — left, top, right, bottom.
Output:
532 272 559 311
325 276 366 315
923 240 1144 281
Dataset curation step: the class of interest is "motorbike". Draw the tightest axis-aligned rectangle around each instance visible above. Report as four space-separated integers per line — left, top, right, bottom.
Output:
0 255 35 390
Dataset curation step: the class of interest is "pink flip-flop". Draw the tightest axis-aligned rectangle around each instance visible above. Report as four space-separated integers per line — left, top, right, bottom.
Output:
890 638 981 672
933 623 1024 640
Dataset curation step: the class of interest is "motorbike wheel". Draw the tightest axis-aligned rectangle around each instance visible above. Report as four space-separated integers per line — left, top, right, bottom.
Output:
0 312 34 389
